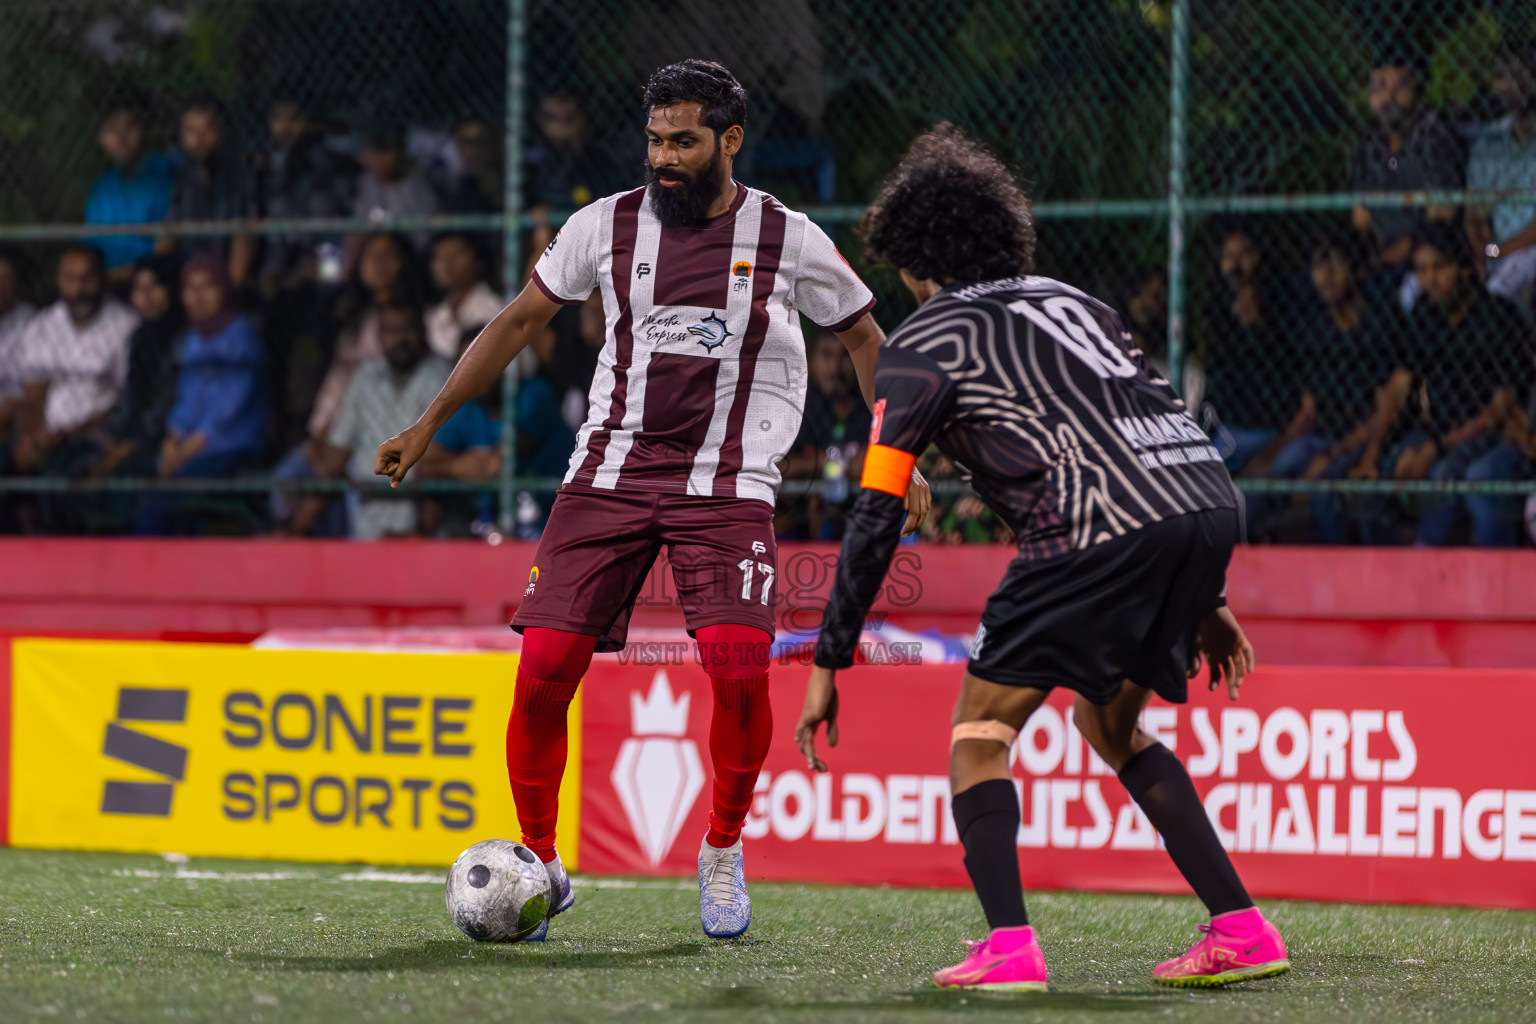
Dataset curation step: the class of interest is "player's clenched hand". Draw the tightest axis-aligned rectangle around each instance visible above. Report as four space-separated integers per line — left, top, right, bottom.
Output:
902 467 931 537
794 665 841 772
1196 606 1256 701
375 424 432 488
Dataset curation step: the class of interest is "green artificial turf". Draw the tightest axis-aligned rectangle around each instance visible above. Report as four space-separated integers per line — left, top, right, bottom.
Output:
1 848 1532 1023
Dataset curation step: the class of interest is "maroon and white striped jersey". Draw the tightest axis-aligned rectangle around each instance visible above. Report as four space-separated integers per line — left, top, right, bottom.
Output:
531 184 875 504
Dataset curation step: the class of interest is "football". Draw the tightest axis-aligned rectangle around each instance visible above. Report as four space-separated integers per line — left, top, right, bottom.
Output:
445 839 552 942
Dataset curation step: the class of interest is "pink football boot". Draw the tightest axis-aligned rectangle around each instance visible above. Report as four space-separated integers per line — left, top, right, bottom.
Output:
933 925 1049 992
1152 907 1290 987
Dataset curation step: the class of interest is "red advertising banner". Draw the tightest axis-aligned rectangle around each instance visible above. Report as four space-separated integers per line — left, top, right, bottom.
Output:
580 658 1536 909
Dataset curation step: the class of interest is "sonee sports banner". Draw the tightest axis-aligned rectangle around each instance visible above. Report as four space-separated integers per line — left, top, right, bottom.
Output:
579 659 1536 910
8 640 578 867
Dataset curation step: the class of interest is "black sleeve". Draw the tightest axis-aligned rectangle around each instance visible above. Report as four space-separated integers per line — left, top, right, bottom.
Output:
812 344 957 670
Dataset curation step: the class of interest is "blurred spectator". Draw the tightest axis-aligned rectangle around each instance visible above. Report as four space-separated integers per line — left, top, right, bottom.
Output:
426 232 504 362
256 98 352 297
83 100 174 283
289 301 450 539
779 330 870 540
1350 49 1463 309
1109 264 1206 402
1398 223 1534 546
354 126 438 249
271 232 418 537
1200 226 1302 475
1467 46 1536 309
159 97 257 288
159 256 268 475
11 245 138 475
549 293 605 432
136 255 267 534
419 320 575 536
431 119 504 215
308 232 418 441
524 93 629 276
91 256 186 478
1288 235 1412 541
0 252 38 441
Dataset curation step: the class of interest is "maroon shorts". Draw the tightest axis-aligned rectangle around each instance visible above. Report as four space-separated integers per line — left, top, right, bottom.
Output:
512 487 778 652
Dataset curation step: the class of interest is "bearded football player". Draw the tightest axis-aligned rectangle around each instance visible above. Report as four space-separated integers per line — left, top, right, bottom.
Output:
377 60 928 940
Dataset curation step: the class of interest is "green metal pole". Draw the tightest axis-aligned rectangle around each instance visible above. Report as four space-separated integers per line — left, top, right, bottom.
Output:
1166 0 1190 395
499 0 527 534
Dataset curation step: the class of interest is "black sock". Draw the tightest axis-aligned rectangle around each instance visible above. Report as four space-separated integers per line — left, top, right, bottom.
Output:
1119 743 1253 917
951 778 1028 929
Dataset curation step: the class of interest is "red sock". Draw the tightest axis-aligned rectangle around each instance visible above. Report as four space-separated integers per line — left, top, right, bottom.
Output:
506 627 596 862
697 624 773 849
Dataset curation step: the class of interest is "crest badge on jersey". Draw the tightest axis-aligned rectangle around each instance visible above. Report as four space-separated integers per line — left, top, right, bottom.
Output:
525 566 539 597
689 311 734 351
869 397 887 445
732 261 752 293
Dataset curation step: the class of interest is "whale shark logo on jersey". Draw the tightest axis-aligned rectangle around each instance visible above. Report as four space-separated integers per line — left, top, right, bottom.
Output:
610 670 705 866
689 312 733 352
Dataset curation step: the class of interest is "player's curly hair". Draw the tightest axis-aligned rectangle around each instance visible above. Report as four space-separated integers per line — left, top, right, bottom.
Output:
642 59 747 135
861 124 1034 284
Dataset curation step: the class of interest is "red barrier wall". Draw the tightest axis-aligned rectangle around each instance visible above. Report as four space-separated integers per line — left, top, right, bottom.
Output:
581 658 1536 909
2 539 1533 666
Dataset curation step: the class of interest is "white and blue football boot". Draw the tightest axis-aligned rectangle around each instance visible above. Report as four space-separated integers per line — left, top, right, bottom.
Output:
525 851 576 942
698 835 751 939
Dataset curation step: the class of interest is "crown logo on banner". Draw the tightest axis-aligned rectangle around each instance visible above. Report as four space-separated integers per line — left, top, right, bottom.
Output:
629 669 690 737
612 670 705 866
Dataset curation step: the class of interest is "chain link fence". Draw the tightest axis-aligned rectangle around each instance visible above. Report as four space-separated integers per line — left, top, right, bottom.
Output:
1 0 1534 544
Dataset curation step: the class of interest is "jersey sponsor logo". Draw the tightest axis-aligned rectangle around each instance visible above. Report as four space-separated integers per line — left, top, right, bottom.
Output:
611 670 704 865
544 234 558 256
689 311 734 351
636 262 652 278
869 397 886 446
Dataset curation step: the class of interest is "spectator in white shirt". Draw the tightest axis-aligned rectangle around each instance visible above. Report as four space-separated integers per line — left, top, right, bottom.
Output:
426 232 504 361
0 251 38 441
12 245 139 473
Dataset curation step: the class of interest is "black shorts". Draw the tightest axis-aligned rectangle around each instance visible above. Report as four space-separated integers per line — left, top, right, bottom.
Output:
967 508 1239 704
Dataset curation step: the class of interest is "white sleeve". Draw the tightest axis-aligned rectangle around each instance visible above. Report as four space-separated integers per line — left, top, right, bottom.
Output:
531 200 605 304
17 318 50 383
792 218 875 331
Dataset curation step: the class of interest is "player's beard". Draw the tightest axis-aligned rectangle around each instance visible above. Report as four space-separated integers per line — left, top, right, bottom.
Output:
646 144 726 229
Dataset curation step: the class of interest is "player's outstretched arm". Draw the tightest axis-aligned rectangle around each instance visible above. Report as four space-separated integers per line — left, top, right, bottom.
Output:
800 487 908 770
375 283 564 487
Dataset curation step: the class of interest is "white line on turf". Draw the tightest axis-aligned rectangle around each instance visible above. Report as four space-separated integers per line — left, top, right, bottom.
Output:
108 867 693 889
338 871 442 884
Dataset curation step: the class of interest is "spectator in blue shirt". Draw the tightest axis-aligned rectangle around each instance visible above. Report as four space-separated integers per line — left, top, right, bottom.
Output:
158 254 267 480
83 102 174 285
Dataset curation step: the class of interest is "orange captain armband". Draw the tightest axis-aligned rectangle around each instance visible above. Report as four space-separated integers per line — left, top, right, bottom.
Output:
861 443 917 497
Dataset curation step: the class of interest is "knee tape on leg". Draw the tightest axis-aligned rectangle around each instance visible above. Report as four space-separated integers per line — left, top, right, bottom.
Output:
951 720 1018 748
